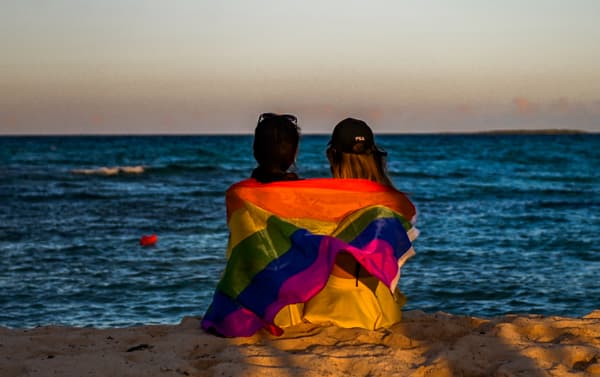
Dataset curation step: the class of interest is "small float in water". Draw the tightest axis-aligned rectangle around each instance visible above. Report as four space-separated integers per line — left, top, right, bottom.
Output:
139 234 158 247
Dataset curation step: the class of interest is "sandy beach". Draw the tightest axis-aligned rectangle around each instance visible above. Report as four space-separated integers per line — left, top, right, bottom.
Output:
2 310 599 377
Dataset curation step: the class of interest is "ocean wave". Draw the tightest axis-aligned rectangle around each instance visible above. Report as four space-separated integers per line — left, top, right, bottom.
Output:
71 166 145 175
16 192 116 201
535 200 599 209
69 163 247 177
149 164 219 173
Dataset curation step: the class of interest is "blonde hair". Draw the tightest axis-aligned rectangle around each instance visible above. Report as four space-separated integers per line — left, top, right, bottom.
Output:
327 147 394 187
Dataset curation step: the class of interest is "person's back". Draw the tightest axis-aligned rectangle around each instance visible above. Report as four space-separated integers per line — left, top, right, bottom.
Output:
200 115 417 336
251 112 305 327
202 176 416 336
303 117 415 329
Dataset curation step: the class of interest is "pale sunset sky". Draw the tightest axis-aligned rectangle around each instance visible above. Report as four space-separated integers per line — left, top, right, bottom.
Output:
1 1 599 134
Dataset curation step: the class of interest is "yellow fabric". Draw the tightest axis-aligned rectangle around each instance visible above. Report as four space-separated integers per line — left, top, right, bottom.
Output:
273 260 408 330
302 275 406 330
273 303 305 327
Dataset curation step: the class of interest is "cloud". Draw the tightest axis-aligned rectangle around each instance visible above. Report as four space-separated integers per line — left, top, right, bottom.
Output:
455 103 474 115
512 97 539 115
368 108 383 120
550 97 571 113
89 114 104 125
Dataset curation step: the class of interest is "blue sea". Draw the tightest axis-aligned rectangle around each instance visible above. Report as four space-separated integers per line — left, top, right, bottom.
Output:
1 134 598 328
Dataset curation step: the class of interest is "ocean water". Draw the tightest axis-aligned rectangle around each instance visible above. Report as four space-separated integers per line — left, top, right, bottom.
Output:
0 134 598 328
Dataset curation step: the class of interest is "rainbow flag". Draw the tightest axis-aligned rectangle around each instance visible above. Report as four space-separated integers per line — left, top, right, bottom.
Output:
201 178 418 337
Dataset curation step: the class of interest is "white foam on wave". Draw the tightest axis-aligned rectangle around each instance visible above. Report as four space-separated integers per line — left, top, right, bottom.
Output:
71 165 145 175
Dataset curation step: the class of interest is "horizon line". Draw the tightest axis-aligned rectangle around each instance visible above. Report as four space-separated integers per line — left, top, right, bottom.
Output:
0 129 596 137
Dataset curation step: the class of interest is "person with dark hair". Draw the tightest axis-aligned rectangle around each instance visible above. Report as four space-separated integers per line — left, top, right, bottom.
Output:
251 112 300 183
249 112 304 327
201 114 417 336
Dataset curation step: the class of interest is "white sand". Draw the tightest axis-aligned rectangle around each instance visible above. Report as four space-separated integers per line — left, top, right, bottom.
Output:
2 310 599 377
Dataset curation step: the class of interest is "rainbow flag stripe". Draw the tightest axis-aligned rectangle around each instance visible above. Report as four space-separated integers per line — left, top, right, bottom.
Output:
201 178 418 337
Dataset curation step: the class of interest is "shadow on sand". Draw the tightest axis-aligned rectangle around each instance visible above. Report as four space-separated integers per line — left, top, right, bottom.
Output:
190 310 600 376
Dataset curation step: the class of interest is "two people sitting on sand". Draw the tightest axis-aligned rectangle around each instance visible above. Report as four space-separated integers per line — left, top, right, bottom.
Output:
201 113 418 337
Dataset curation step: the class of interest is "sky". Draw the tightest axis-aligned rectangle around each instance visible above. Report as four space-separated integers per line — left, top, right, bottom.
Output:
1 1 599 134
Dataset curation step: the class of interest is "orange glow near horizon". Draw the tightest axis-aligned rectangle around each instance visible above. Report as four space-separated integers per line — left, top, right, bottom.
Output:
1 2 599 134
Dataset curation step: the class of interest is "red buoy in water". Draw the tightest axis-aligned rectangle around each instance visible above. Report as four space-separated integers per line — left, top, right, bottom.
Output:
140 234 158 246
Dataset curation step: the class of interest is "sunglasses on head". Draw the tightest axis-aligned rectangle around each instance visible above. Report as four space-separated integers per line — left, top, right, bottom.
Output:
258 112 298 126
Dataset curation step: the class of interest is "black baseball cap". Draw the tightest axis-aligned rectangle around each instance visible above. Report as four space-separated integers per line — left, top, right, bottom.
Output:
328 118 386 156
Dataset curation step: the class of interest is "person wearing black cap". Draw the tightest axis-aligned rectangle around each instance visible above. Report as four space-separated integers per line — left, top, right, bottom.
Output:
303 117 409 330
326 117 393 187
251 112 301 183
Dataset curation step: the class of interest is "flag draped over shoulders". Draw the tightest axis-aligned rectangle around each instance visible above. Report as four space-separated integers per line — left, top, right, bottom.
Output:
201 178 418 337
